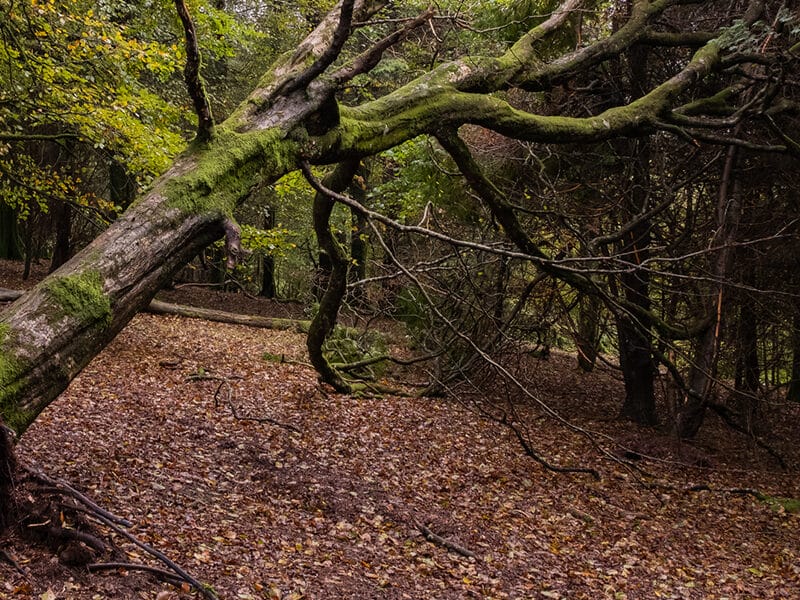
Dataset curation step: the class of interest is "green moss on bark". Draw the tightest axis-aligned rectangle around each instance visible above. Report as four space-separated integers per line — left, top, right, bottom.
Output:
0 325 31 434
164 128 297 216
43 270 112 327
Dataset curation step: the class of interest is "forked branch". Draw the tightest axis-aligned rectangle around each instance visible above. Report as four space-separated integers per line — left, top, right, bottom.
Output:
272 0 357 99
174 0 214 141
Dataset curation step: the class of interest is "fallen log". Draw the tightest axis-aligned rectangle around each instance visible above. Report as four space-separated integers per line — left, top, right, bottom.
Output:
0 288 310 332
146 299 311 332
0 288 22 302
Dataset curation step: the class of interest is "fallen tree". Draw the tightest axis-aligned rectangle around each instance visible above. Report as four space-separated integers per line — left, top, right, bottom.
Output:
1 0 797 502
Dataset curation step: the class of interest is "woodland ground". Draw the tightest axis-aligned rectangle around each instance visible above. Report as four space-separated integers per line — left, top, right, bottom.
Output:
1 258 799 599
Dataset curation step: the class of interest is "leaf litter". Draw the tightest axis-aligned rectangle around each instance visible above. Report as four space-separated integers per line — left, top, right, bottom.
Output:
0 283 798 599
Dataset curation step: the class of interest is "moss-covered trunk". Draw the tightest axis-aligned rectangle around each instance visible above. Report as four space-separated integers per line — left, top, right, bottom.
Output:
307 161 360 392
0 174 229 435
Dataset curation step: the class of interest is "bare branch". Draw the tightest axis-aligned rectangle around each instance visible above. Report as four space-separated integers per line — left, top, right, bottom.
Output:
272 0 357 99
332 8 434 84
418 523 477 559
174 0 214 141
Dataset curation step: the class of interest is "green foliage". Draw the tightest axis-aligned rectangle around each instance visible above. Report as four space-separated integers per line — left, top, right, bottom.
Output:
762 495 800 514
239 223 296 258
213 222 299 290
718 9 799 53
393 286 431 335
369 138 454 221
0 0 186 168
0 0 190 237
0 0 270 241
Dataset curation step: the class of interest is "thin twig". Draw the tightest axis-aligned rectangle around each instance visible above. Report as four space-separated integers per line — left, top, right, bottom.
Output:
418 523 477 559
0 548 27 577
88 562 185 585
186 375 301 433
213 380 302 433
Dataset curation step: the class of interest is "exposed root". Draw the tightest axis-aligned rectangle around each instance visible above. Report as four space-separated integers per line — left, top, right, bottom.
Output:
11 462 218 599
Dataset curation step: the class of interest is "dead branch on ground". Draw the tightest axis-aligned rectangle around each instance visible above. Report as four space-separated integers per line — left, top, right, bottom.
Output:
418 523 477 559
20 463 217 599
185 374 302 433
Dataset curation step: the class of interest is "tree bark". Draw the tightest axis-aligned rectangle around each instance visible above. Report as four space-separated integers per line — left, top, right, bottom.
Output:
0 205 21 260
260 206 277 298
735 293 760 430
576 293 601 372
305 161 360 392
49 199 72 273
347 163 369 306
789 288 800 403
615 34 657 426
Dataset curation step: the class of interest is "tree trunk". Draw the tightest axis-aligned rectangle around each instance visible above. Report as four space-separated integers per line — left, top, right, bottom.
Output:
347 164 369 305
576 292 601 372
0 205 21 260
614 26 658 426
306 161 360 392
260 207 277 298
734 284 760 431
789 308 800 403
49 199 72 272
617 304 657 425
677 143 742 438
110 159 137 213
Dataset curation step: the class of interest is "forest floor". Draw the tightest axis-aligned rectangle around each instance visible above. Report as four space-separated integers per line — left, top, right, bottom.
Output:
1 258 799 599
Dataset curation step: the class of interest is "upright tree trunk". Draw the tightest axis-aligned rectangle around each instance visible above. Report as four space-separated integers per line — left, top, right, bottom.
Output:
788 307 800 403
616 269 657 425
110 159 137 213
49 199 72 272
736 294 760 431
677 143 742 438
260 207 277 299
0 205 21 260
576 292 601 372
615 136 657 426
614 25 657 426
347 164 369 305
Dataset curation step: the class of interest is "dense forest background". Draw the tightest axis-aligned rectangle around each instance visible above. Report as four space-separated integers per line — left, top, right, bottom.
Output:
1 0 800 596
